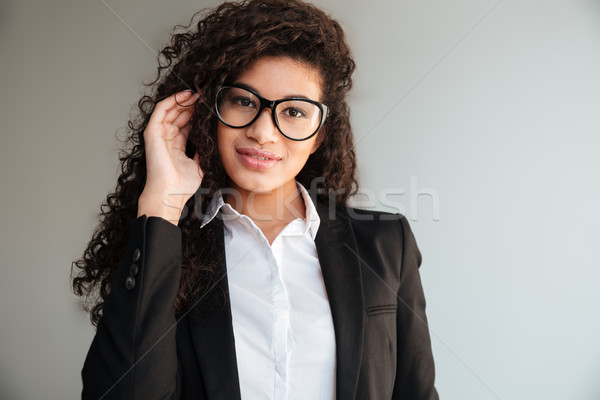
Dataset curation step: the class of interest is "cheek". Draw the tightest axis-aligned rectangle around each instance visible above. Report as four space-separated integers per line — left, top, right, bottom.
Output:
216 125 226 147
285 143 316 175
293 140 318 162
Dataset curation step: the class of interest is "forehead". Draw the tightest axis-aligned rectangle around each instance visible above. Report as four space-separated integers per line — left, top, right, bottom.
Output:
233 56 323 101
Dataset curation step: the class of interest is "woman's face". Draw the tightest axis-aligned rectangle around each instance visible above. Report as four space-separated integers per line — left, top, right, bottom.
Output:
217 56 323 197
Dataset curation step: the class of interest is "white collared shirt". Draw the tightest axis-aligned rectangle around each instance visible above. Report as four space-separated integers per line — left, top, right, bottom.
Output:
201 182 336 400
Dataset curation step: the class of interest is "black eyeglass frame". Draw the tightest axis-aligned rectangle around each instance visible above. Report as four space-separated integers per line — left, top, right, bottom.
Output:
214 83 329 141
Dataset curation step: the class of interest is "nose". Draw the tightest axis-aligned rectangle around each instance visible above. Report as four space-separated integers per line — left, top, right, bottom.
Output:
244 108 279 144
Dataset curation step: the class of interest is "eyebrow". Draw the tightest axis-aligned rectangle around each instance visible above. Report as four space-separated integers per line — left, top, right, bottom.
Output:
232 81 313 100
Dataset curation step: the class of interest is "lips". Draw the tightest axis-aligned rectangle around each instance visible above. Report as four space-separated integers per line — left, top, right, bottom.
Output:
236 148 282 160
236 147 282 170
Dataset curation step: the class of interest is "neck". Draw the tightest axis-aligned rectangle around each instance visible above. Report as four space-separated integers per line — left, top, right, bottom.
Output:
224 180 307 243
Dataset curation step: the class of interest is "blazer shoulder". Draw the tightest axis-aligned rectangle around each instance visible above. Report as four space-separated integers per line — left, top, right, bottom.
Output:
335 205 407 237
315 201 416 252
317 203 404 251
327 204 421 268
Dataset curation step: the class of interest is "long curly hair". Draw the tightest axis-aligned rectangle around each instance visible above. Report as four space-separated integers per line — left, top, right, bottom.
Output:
72 0 358 326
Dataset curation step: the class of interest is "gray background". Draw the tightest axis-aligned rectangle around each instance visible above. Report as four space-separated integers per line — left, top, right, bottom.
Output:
1 0 599 399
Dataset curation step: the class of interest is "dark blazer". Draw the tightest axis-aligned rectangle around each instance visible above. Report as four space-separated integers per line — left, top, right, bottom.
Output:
82 202 438 399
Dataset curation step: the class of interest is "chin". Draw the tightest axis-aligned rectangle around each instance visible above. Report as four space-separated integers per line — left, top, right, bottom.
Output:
228 174 283 194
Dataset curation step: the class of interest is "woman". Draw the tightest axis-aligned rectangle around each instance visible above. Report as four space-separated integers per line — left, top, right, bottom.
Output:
72 0 438 399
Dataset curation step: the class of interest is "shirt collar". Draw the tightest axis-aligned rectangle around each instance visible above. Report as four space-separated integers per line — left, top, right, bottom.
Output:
298 181 320 239
200 190 227 229
200 181 320 240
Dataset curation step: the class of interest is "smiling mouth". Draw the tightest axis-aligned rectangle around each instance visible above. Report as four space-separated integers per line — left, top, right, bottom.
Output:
247 155 270 160
236 147 282 170
236 147 282 160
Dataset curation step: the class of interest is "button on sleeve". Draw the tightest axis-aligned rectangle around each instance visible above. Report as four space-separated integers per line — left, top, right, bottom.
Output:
125 276 136 290
132 247 141 262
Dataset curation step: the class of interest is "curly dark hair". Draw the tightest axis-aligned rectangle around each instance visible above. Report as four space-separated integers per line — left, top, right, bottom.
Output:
72 0 358 326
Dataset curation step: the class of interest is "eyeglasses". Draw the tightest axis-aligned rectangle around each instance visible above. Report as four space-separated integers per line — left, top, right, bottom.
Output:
214 84 328 141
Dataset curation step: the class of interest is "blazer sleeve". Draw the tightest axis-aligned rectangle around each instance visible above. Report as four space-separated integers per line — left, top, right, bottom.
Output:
392 216 439 399
82 215 182 400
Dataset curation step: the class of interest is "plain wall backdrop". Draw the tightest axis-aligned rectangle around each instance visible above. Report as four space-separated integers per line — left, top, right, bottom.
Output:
1 0 599 398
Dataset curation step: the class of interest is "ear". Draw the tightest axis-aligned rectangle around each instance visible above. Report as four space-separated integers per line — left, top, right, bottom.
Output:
310 129 326 154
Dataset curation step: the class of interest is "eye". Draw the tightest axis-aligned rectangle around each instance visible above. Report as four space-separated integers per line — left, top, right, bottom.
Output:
281 106 308 119
230 96 257 109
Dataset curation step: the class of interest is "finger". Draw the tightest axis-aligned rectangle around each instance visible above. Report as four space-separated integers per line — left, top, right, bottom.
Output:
164 94 200 125
148 91 191 125
170 107 194 128
174 90 201 106
149 91 198 126
168 124 191 151
179 123 192 141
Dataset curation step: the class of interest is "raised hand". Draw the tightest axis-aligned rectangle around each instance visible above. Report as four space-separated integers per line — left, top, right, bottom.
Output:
137 90 203 225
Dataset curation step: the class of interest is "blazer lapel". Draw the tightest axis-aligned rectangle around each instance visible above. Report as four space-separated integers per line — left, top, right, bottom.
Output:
315 201 365 400
187 217 242 400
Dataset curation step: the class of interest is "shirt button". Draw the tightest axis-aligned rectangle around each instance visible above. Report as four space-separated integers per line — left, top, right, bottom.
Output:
130 263 139 276
125 276 136 290
132 248 141 262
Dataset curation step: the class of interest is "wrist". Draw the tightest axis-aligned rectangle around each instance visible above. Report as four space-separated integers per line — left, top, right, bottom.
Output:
138 192 185 225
